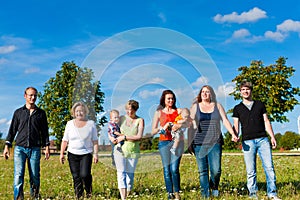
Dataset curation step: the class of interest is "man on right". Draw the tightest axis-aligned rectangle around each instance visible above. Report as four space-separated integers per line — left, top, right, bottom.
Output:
232 80 281 200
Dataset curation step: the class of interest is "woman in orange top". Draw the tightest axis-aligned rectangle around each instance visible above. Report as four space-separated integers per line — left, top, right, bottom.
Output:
152 90 183 200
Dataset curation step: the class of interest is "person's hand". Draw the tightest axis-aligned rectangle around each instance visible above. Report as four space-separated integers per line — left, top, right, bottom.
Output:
231 134 239 142
93 154 99 163
60 154 65 164
3 145 10 160
117 135 125 143
44 146 50 160
270 137 277 149
188 145 195 155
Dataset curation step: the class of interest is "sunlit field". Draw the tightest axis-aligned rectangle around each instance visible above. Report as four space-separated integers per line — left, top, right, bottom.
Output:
1 152 299 199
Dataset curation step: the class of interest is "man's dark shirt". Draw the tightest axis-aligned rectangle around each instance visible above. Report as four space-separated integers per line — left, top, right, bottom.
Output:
6 105 50 148
232 100 268 141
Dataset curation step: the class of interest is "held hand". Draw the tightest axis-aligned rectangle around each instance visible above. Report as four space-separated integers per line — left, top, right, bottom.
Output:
231 134 240 142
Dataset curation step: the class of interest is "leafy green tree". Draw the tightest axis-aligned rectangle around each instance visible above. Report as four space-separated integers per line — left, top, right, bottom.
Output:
230 57 300 122
140 133 153 150
279 131 300 150
151 137 159 150
38 61 107 149
274 133 283 150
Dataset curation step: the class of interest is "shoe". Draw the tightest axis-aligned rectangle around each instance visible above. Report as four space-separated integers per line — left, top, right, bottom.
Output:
269 196 282 200
212 190 219 197
174 192 181 200
168 193 175 200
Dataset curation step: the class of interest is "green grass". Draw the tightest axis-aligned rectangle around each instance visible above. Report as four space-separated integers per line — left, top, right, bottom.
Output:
1 153 299 199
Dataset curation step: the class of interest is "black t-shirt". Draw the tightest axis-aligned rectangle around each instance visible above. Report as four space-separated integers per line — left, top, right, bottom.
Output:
232 100 268 141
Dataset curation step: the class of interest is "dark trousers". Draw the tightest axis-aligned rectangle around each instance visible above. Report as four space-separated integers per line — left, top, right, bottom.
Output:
67 152 93 199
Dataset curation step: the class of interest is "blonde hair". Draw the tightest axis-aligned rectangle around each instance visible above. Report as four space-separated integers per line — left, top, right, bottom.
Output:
71 102 89 118
110 109 119 118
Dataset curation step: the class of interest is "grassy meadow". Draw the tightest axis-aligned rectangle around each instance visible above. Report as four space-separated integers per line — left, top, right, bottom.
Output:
1 152 299 200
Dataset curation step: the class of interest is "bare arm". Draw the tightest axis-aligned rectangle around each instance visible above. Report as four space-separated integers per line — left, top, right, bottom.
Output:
263 113 277 148
233 117 240 137
118 118 145 142
217 103 239 142
93 140 99 163
151 110 161 135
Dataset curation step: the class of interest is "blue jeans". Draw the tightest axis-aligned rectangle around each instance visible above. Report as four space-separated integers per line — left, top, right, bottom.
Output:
158 140 183 193
242 137 277 198
14 146 41 200
194 143 222 198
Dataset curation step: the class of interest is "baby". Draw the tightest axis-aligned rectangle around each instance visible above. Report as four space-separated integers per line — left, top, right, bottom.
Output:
170 108 195 155
108 109 123 152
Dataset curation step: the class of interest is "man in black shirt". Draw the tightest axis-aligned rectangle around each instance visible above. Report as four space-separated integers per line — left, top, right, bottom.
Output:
3 86 50 200
232 81 281 200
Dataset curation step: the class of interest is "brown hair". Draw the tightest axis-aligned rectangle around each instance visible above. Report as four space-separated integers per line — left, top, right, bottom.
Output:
239 80 253 91
158 89 177 110
126 100 139 111
196 85 217 103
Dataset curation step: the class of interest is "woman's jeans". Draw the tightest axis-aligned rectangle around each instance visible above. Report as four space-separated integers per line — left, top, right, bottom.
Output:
114 149 139 190
68 152 93 198
194 143 222 198
14 146 41 200
242 137 277 198
158 140 183 193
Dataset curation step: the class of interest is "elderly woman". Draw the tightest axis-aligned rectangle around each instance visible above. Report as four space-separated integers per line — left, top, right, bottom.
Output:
60 102 99 199
109 100 144 200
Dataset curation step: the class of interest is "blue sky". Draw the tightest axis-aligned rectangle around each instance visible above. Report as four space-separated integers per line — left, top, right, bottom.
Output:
1 0 300 142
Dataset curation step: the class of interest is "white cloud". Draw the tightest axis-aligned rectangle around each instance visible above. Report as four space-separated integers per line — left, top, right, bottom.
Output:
216 82 235 98
191 76 209 87
158 12 167 23
0 118 7 124
149 77 164 83
0 45 17 54
232 29 251 39
214 7 267 24
277 19 300 33
24 67 40 74
264 31 286 42
264 19 300 42
138 88 164 99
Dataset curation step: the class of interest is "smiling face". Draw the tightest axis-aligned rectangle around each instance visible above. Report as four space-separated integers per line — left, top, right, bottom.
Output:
74 105 86 120
164 93 174 108
240 86 252 100
24 88 37 105
201 86 211 102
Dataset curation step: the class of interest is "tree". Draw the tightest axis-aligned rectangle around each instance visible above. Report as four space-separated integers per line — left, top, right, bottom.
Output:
140 133 153 150
230 57 300 123
279 131 300 150
38 61 107 149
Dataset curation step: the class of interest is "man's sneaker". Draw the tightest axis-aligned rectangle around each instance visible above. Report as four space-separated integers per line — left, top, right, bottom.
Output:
212 190 219 197
168 193 175 200
269 196 282 200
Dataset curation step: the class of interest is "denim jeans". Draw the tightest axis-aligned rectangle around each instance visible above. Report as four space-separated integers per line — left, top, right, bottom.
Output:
14 146 41 200
68 152 93 199
242 137 277 198
158 140 183 193
194 143 222 198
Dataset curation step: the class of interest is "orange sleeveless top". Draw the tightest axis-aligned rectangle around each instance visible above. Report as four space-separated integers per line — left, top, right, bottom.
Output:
159 109 178 141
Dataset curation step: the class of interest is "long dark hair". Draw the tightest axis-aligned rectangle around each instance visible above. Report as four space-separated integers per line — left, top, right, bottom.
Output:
158 89 177 110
